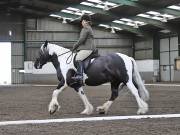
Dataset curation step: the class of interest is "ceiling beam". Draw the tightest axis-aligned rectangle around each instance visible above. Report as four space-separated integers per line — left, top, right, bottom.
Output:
72 2 180 33
100 0 180 18
52 12 79 19
109 22 145 36
41 0 85 5
159 8 180 17
9 7 48 16
73 4 118 18
20 0 65 12
132 16 180 33
53 11 149 36
106 0 180 16
73 5 151 36
129 0 180 8
51 0 180 35
70 4 148 35
107 0 148 10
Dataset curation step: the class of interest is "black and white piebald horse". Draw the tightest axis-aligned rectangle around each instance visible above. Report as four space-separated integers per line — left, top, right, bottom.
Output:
34 41 149 115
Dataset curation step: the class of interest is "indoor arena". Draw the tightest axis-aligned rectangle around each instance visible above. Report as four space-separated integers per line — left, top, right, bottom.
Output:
0 0 180 134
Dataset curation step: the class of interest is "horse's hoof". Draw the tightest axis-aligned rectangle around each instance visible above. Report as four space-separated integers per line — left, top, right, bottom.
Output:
81 105 94 115
49 110 56 115
49 104 59 115
137 107 148 115
98 109 105 114
80 109 90 115
99 111 105 115
96 107 106 114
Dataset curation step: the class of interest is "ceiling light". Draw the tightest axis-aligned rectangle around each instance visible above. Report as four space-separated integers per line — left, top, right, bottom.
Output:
82 10 93 14
163 14 176 20
67 7 80 12
120 18 133 22
61 9 73 14
133 22 139 28
98 24 110 29
9 30 12 36
74 12 83 16
96 4 105 9
111 27 115 33
137 14 150 18
168 5 180 10
160 29 171 33
87 0 102 4
161 16 167 22
126 22 134 26
62 18 67 24
104 4 109 10
113 20 125 24
151 16 163 21
103 2 109 10
81 1 95 7
105 1 118 7
113 27 122 31
135 21 146 25
147 11 161 16
50 14 61 18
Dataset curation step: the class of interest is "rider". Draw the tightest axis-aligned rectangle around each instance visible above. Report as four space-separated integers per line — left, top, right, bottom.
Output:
72 14 96 84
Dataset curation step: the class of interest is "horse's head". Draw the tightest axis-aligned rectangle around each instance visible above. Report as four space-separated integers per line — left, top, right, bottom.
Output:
34 40 51 69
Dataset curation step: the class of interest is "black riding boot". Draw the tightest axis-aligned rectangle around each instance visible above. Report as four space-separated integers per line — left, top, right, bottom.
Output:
72 61 83 85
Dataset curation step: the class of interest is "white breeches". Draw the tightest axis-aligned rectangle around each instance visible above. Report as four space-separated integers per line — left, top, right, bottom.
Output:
76 50 93 61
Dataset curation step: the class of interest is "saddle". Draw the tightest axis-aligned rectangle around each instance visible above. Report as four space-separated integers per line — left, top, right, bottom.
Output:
74 49 99 73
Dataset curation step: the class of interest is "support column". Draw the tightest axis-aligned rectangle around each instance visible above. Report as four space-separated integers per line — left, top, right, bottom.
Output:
178 34 180 56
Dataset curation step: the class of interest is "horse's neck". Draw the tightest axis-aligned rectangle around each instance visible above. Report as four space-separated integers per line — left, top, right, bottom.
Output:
48 44 74 70
50 54 60 70
48 44 70 56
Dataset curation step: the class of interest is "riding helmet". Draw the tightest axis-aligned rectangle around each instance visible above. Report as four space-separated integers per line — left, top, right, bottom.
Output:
80 14 92 22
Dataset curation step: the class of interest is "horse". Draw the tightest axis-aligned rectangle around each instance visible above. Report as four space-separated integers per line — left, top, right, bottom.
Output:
34 41 149 115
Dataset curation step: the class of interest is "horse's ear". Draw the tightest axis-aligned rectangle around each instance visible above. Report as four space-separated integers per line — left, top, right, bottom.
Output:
44 40 48 48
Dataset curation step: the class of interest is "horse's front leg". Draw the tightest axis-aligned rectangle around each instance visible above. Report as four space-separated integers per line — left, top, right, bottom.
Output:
75 87 93 115
49 83 67 114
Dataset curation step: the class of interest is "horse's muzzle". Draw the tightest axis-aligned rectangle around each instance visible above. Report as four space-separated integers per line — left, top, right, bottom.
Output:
34 60 42 69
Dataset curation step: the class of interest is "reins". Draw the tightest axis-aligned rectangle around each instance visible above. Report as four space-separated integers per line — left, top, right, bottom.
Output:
57 50 75 64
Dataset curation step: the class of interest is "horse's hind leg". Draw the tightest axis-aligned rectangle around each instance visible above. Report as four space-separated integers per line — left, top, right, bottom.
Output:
126 81 148 114
75 87 93 115
97 82 120 114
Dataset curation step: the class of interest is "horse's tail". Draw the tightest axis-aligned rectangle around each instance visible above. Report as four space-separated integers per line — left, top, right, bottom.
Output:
130 57 150 101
